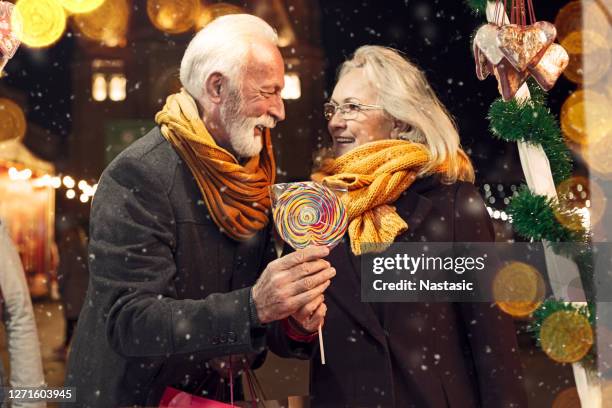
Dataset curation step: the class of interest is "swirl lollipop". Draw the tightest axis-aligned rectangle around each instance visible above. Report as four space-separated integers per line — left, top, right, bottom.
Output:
272 181 348 250
271 181 347 365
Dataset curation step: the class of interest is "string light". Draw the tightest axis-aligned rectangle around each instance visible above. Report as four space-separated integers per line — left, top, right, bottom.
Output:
281 73 301 100
487 206 511 223
62 175 75 189
3 166 98 204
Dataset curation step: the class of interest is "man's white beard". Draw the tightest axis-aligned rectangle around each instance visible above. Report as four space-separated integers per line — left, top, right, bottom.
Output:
220 89 276 158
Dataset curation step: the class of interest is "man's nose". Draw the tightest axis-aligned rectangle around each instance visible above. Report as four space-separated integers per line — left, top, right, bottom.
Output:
269 95 285 122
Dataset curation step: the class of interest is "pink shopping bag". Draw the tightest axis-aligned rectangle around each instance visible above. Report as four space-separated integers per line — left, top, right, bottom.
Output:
159 386 236 408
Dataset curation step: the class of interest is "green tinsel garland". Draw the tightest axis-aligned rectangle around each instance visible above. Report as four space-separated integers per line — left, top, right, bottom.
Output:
488 96 573 184
529 299 596 365
526 77 547 105
506 187 587 244
506 187 594 299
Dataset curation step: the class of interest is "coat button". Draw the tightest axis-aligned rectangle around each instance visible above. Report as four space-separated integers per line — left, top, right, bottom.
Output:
228 332 237 343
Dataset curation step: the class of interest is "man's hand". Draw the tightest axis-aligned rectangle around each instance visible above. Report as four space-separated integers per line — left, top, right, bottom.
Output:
251 245 335 324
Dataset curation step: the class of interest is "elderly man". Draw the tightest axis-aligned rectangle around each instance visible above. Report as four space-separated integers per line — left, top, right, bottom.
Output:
63 15 333 407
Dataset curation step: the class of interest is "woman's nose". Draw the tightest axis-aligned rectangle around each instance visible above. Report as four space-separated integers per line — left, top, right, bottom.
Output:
328 110 346 131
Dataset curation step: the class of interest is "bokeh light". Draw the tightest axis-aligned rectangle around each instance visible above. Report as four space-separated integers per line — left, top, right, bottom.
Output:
581 131 612 180
0 98 27 142
58 0 104 14
493 262 545 318
555 176 606 229
540 310 593 363
15 0 66 48
551 387 580 408
146 0 199 34
563 46 611 85
195 2 245 31
554 0 611 44
561 89 611 145
73 0 129 47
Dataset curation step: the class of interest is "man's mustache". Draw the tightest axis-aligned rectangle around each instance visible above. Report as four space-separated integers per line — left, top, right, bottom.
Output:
254 115 277 129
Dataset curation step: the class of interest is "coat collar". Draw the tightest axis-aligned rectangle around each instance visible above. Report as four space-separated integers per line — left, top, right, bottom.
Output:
326 175 438 346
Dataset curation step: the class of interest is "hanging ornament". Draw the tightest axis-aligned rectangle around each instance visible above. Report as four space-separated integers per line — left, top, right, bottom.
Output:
528 43 569 91
14 0 66 48
0 1 22 74
472 0 569 100
492 57 529 101
473 40 491 80
497 21 556 72
474 23 505 65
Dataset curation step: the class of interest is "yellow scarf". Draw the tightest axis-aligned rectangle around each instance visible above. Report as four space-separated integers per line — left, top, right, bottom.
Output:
312 140 457 255
155 90 275 241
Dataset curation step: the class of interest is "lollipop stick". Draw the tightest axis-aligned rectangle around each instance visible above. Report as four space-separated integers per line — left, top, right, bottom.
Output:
318 324 326 365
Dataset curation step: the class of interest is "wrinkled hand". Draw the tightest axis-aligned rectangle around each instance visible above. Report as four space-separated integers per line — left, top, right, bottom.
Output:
290 294 327 334
252 245 335 324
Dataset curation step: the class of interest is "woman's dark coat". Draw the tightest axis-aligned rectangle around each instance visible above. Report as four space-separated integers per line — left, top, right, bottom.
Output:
311 175 527 408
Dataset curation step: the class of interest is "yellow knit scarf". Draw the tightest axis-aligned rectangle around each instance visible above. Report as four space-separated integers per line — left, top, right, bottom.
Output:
312 140 456 255
155 89 275 241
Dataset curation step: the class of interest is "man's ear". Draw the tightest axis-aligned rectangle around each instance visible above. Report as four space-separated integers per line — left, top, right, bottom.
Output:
205 72 224 104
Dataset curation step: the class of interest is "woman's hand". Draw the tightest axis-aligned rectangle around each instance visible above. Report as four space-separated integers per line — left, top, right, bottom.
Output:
289 294 327 334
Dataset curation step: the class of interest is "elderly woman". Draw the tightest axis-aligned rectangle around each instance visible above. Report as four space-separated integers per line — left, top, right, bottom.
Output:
310 46 527 407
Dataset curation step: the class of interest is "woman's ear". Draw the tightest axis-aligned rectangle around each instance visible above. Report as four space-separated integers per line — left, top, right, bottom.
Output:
390 120 412 139
204 72 224 104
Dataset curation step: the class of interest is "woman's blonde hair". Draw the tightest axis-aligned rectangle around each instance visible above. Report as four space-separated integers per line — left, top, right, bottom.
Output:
338 45 474 183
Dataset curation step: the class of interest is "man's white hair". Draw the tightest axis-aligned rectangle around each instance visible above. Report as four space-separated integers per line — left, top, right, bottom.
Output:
180 14 279 100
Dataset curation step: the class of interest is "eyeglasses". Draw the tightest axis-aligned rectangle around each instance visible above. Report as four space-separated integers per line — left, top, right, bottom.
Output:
323 101 384 121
